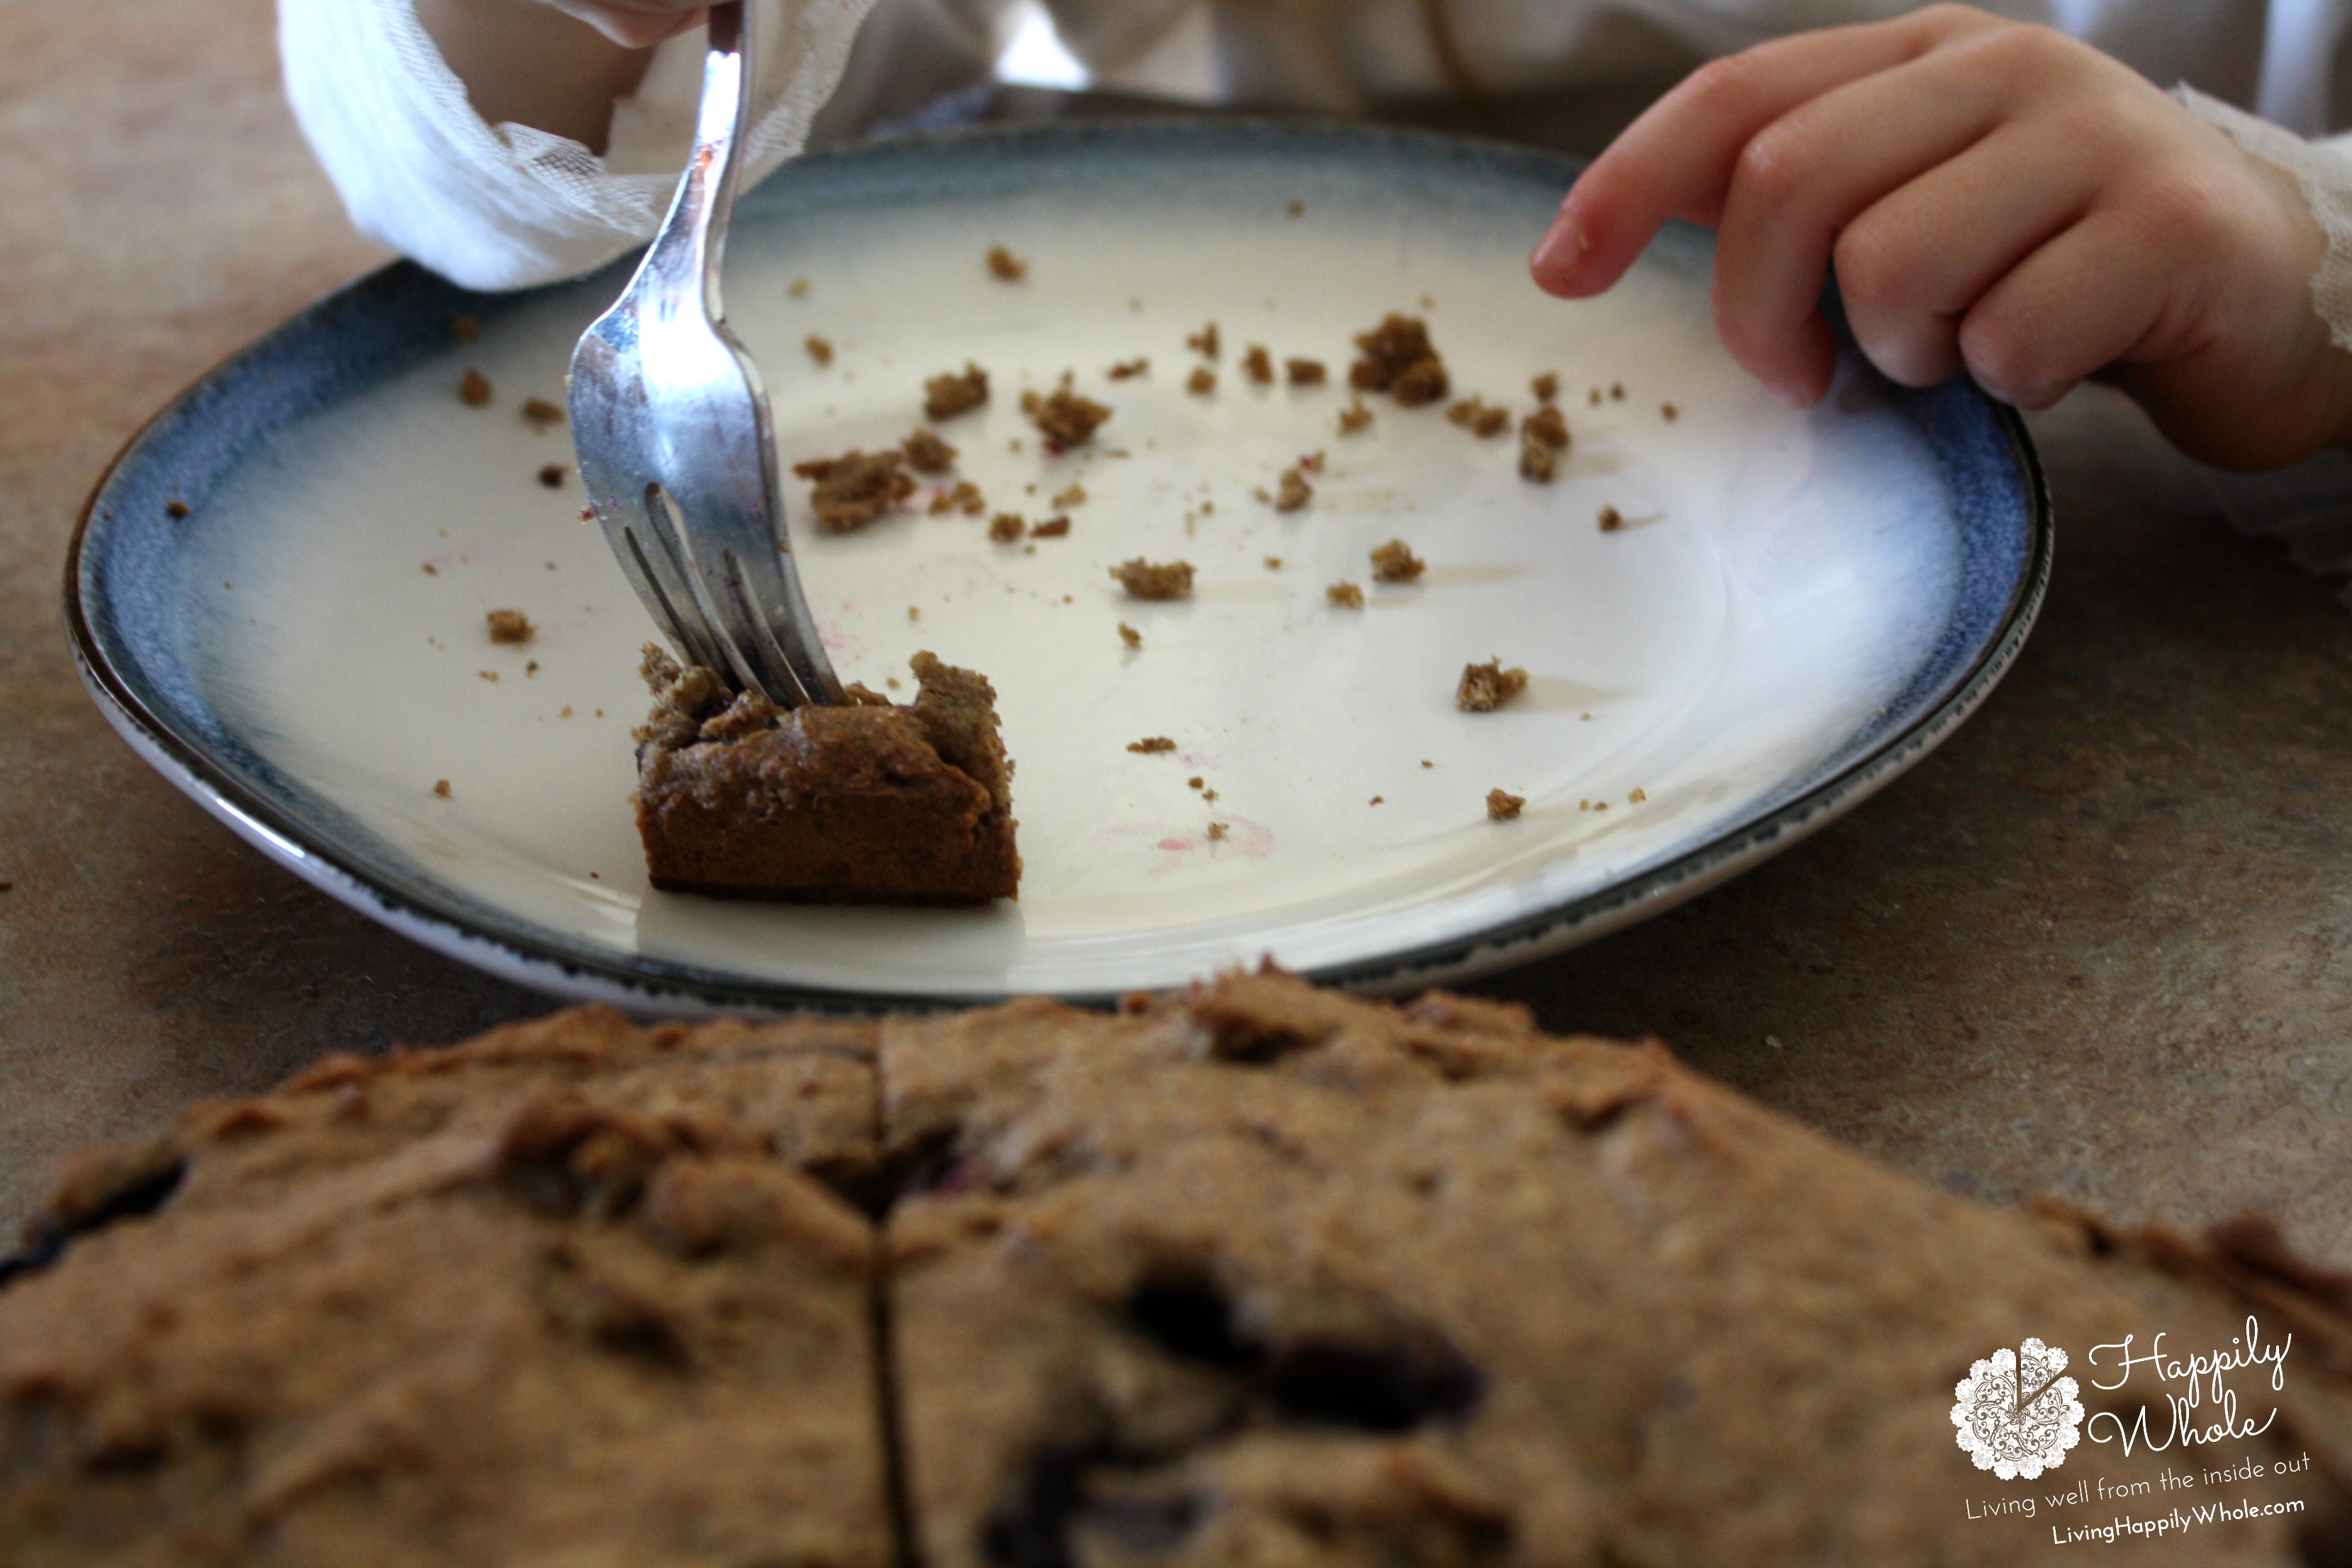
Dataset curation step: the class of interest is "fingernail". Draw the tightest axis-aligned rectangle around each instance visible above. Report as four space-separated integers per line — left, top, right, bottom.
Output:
1530 213 1588 281
1766 379 1815 409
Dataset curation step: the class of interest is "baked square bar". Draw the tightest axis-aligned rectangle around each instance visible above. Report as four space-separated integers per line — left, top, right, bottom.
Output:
634 644 1020 905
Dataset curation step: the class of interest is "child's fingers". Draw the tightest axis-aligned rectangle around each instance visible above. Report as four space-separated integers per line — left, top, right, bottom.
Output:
1708 56 2010 401
1956 206 2176 409
1829 122 2100 389
1529 8 1989 298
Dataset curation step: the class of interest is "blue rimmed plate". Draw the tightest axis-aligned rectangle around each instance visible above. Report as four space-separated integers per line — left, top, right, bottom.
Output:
69 120 2049 1014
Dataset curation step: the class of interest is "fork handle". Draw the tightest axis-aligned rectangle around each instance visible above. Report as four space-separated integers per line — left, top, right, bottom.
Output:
639 2 754 323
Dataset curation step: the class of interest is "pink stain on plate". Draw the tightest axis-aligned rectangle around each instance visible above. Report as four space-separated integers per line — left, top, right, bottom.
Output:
1102 817 1277 876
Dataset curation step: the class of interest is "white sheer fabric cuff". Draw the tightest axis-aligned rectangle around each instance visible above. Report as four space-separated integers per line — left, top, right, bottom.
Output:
279 0 878 291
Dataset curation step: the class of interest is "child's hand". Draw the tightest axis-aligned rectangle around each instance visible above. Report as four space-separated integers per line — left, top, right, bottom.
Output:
1530 4 2352 470
535 0 707 48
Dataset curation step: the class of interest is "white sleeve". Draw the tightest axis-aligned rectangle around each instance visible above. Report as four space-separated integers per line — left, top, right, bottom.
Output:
279 0 883 291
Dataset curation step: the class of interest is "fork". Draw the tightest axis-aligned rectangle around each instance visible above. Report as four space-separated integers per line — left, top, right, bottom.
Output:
568 0 844 709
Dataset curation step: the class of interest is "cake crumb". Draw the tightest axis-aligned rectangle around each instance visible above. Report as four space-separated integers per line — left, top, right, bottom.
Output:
1287 198 1304 217
1598 505 1623 532
1206 822 1228 841
987 245 1028 281
901 427 957 474
486 608 534 644
432 779 452 797
787 278 810 298
1662 403 1679 421
1350 314 1448 405
422 563 438 576
1421 758 1435 768
1457 658 1528 712
1447 398 1510 438
793 449 916 531
1242 345 1274 385
1263 556 1282 569
1128 737 1176 754
1610 381 1626 401
164 499 189 519
805 335 834 366
1521 403 1570 483
1119 622 1142 649
1531 373 1559 403
1107 358 1148 380
1370 795 1383 805
923 362 990 420
525 660 539 676
1021 386 1112 452
989 513 1026 542
1629 787 1648 803
1589 387 1604 406
929 480 986 516
452 314 481 342
1188 776 1204 789
1031 515 1071 537
1337 397 1374 435
1111 559 1194 600
1486 788 1525 820
1326 581 1365 608
1187 322 1221 359
1370 539 1425 582
459 369 493 406
1187 366 1216 396
537 464 565 488
1272 467 1312 512
908 606 920 621
478 669 498 682
1053 483 1087 507
522 397 564 429
1285 357 1326 386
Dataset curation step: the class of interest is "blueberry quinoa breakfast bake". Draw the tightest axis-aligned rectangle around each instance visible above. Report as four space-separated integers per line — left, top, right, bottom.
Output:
4 973 2348 1566
632 644 1020 905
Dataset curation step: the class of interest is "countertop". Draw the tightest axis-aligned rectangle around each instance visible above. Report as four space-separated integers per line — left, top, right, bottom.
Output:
4 0 2348 1258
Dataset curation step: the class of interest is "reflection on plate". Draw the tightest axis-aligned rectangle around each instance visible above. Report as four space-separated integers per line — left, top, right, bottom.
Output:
69 121 2049 1012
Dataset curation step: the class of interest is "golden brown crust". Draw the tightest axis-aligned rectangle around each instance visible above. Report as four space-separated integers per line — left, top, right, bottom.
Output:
0 1008 890 1568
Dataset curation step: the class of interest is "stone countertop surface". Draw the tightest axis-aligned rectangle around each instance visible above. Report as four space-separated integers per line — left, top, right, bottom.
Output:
4 0 2347 1260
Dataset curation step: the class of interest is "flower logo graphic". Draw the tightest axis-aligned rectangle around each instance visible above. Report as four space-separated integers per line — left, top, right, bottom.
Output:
1953 1338 2085 1480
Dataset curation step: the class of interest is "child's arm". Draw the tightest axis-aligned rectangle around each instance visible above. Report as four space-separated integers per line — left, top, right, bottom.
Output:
1529 4 2352 472
281 0 997 291
407 0 681 150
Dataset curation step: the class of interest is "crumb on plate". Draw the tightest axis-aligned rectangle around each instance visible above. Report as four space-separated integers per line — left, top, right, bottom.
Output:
793 449 916 531
486 608 534 644
1370 539 1425 582
1457 658 1528 712
1486 788 1525 820
923 362 990 421
1111 559 1193 600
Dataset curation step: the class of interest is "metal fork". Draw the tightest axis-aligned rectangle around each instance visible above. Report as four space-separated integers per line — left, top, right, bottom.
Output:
568 0 844 708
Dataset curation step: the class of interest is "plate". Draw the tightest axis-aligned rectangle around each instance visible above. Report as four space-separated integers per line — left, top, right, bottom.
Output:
69 120 2049 1013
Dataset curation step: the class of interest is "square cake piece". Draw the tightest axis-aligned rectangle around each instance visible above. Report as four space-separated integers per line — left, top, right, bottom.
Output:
634 645 1020 905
